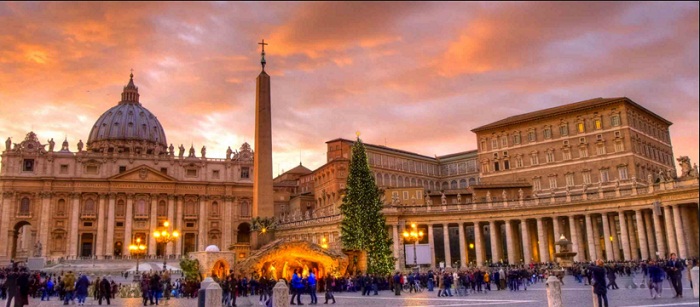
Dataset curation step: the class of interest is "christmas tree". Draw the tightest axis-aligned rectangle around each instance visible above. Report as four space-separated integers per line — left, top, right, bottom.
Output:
340 136 394 275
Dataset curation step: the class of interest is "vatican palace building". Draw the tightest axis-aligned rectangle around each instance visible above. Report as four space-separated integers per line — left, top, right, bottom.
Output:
0 68 698 274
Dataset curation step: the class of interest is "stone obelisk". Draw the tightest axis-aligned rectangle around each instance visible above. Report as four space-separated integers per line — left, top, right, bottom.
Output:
252 39 274 248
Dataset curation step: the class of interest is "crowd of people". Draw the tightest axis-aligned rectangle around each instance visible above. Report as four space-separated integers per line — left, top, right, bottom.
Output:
0 254 696 306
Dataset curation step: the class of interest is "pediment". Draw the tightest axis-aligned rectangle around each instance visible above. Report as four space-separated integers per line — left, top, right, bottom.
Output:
109 165 177 182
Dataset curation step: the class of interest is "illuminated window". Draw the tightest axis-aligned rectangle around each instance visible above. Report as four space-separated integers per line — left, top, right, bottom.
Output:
577 122 585 133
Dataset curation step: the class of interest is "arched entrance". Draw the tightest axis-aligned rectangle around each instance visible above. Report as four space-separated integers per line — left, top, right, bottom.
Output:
11 221 33 260
212 259 230 279
237 223 251 243
80 233 94 258
236 240 348 280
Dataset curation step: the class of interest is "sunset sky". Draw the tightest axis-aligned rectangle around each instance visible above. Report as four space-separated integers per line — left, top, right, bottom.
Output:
0 2 698 176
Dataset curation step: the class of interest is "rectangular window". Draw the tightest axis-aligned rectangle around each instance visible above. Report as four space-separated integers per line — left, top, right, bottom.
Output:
600 169 609 183
494 162 500 171
577 122 585 133
60 164 69 174
611 115 621 127
504 160 510 170
241 167 250 179
530 154 539 165
119 166 127 173
560 125 569 136
403 191 409 200
491 139 498 150
160 167 168 175
416 190 422 200
212 170 220 179
614 141 624 152
528 131 536 142
595 119 602 130
186 169 197 177
579 147 588 158
23 159 34 172
480 141 486 151
582 172 592 185
597 145 606 155
563 150 572 160
513 134 521 145
618 166 628 180
546 152 555 163
544 128 552 139
549 177 557 189
516 157 524 168
533 178 541 191
116 222 124 227
566 174 575 187
86 165 98 174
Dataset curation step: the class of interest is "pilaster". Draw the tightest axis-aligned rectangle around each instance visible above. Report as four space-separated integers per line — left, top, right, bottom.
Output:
39 192 51 257
105 193 116 257
68 194 80 258
123 194 133 255
95 194 106 258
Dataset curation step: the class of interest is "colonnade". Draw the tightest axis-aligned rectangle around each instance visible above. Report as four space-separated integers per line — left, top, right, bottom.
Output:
391 203 699 269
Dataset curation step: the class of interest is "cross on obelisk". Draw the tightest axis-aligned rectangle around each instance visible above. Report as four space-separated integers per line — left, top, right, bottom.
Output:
258 39 268 70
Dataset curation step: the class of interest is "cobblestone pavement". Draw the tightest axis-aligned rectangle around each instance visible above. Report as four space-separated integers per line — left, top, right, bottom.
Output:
13 276 699 307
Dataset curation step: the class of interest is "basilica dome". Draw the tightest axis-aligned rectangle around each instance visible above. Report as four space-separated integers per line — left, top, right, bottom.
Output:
87 74 168 154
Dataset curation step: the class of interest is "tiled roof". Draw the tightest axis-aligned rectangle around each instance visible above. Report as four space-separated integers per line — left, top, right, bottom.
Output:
471 97 672 132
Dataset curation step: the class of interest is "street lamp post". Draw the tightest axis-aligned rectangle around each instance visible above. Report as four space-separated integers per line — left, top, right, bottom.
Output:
153 220 179 272
402 223 424 269
129 238 147 283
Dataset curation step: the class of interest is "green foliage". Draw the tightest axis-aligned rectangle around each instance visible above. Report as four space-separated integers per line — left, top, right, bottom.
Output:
179 257 201 282
340 137 394 276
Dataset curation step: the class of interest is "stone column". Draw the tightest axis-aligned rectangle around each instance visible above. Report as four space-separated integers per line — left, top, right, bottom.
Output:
546 275 563 307
663 205 677 257
505 220 516 264
607 215 618 260
149 197 158 256
175 196 183 257
458 223 467 268
0 194 9 257
568 216 581 262
69 194 80 258
672 205 688 259
651 208 666 259
105 194 116 257
537 218 549 263
393 224 401 271
521 220 532 265
167 195 175 256
428 224 435 267
489 221 500 263
602 213 614 261
39 193 51 257
198 196 207 251
626 212 639 260
618 211 631 261
635 210 649 260
592 215 602 260
585 214 597 260
95 194 106 258
552 217 561 254
443 223 452 267
474 222 484 266
222 197 232 253
643 211 657 259
123 195 133 256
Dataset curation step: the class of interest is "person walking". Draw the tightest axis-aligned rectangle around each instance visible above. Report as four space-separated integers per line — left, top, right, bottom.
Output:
290 269 303 305
392 272 401 296
647 260 664 299
74 273 89 306
606 266 618 290
98 276 111 305
665 253 684 298
62 271 76 306
308 271 317 305
589 260 609 307
324 275 336 304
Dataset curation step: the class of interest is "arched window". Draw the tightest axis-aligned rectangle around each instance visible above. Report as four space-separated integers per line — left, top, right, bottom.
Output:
450 180 458 189
57 199 66 216
469 178 477 186
157 200 167 217
185 201 196 216
116 200 125 216
84 199 96 215
240 200 250 217
135 199 147 216
19 197 30 216
237 223 251 243
459 179 467 189
211 201 219 216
